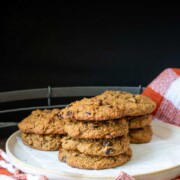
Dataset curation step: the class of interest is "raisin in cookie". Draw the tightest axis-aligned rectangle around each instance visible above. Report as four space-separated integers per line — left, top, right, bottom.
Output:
21 132 61 151
63 118 128 139
18 109 65 135
127 114 152 129
61 135 130 156
129 125 153 144
58 148 132 170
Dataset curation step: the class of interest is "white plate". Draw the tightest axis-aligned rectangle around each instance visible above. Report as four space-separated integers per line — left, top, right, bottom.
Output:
6 120 180 180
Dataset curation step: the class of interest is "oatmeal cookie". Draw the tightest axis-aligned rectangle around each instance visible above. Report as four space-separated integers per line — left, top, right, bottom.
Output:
60 96 125 121
18 109 65 134
99 90 156 116
61 135 130 156
63 118 128 139
21 132 62 151
129 125 153 143
58 148 132 169
127 114 152 129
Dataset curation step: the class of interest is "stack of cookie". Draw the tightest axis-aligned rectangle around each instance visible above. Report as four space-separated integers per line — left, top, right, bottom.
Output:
18 109 65 151
59 97 132 170
95 90 156 144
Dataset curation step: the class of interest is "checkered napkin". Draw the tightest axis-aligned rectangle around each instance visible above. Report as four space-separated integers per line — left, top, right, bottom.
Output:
0 149 48 180
142 68 180 126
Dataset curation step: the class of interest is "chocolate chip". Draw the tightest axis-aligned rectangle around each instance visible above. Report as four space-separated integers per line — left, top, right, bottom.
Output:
86 112 91 115
57 112 63 119
66 111 72 116
62 156 66 162
105 148 113 155
103 140 112 146
98 99 103 105
108 105 113 108
92 123 98 128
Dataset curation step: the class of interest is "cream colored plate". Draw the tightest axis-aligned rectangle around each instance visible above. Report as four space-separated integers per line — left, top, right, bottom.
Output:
6 120 180 180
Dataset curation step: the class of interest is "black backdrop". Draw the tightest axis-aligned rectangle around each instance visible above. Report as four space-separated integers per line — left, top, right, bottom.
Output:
1 2 180 92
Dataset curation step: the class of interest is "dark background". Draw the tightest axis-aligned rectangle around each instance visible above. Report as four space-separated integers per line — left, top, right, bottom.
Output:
1 1 180 92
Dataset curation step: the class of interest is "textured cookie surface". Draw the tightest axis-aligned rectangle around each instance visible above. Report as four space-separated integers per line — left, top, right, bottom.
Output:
22 132 61 151
129 125 153 144
63 118 128 139
18 109 65 134
61 135 130 156
58 148 132 170
98 90 156 116
60 96 125 120
60 90 156 120
127 114 152 129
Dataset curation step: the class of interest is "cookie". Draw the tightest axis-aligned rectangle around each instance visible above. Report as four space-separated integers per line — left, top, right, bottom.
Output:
18 109 65 135
127 114 152 129
21 132 61 151
63 118 128 139
58 148 132 170
129 125 153 144
61 135 130 156
60 96 125 121
98 90 156 116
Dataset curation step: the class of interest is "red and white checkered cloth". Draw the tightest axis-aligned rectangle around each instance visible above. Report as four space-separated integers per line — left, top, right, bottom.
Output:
142 68 180 126
0 149 48 180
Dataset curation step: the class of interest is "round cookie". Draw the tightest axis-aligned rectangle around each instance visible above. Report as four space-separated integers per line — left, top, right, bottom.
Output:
63 118 128 139
127 114 152 129
98 90 156 117
124 94 156 116
60 96 125 121
58 148 132 170
61 135 130 156
21 132 61 151
129 125 153 144
18 109 65 135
